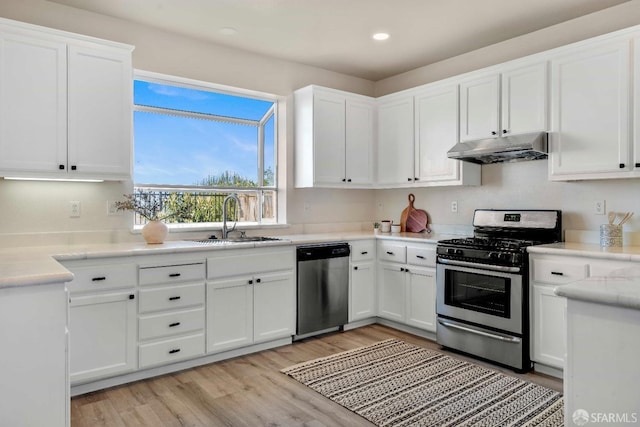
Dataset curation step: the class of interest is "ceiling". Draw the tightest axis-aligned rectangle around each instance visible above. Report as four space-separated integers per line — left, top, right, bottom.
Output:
47 0 631 81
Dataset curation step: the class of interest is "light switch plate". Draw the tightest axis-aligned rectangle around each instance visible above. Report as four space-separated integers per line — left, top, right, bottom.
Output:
69 201 81 218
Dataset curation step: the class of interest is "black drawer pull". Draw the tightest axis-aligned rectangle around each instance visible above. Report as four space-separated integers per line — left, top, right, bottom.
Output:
256 278 261 283
92 277 106 281
361 251 368 255
400 267 404 272
129 294 135 300
550 271 564 276
620 163 625 169
386 251 394 255
354 266 359 270
407 178 412 181
248 279 253 284
71 165 77 171
169 296 181 301
635 163 640 168
169 322 181 328
416 255 425 259
59 164 65 170
169 273 181 278
169 349 181 354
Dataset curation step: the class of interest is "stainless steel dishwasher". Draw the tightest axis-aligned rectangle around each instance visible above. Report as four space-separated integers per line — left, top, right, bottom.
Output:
295 242 350 339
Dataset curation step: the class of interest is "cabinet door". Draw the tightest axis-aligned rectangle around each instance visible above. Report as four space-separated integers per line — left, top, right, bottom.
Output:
405 266 436 331
345 98 374 184
69 291 137 384
0 32 67 173
67 44 132 178
313 90 346 185
549 40 630 178
377 263 405 322
532 284 566 369
377 96 414 185
253 271 295 343
350 261 376 321
414 84 461 183
501 62 548 136
459 74 500 141
206 277 253 353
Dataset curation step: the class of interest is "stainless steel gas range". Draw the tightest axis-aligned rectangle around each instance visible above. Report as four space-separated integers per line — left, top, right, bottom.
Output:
436 209 562 372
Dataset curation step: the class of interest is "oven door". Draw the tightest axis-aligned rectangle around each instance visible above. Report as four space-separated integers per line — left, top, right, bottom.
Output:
436 260 522 334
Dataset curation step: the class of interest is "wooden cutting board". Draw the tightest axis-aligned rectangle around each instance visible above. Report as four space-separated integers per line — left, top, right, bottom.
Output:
405 194 431 233
400 194 416 232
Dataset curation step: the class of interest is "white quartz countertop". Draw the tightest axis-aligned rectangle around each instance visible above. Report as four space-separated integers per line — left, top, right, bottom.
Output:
555 275 640 310
528 242 640 262
0 230 454 289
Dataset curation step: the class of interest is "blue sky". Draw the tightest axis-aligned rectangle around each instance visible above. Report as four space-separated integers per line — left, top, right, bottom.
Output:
134 81 275 186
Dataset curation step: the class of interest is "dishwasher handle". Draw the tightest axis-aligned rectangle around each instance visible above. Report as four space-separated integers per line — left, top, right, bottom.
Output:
297 243 350 261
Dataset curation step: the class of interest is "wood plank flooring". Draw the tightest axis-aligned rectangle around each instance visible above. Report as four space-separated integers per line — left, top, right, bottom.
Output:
71 325 562 426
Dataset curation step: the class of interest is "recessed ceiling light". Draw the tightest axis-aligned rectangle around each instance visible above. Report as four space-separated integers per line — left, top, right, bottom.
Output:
372 32 390 41
219 27 238 36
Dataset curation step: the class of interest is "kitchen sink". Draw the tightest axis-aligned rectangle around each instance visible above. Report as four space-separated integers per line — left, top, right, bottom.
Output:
190 236 285 245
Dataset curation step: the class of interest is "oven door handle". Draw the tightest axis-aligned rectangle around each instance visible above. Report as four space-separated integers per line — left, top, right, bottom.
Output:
437 257 521 273
437 318 521 343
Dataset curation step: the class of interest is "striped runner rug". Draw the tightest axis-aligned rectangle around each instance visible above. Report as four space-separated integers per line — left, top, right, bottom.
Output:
282 339 564 427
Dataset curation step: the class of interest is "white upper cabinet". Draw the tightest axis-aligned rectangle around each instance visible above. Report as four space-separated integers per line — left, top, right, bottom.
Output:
0 19 133 180
414 83 480 186
376 93 415 186
549 38 633 180
459 61 548 142
294 85 374 188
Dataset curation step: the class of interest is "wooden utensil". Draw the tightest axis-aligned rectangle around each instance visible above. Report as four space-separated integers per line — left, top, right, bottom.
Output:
400 194 416 232
405 194 431 233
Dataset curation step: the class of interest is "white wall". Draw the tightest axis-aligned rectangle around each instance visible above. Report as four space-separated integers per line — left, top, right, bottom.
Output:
0 0 639 244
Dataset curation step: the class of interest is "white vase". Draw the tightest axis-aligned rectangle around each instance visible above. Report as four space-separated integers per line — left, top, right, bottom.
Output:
141 220 168 244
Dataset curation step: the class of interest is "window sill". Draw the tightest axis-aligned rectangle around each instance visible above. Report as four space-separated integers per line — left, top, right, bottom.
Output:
130 222 289 234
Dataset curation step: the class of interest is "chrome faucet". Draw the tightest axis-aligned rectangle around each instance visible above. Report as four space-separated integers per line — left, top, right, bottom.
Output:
221 193 240 239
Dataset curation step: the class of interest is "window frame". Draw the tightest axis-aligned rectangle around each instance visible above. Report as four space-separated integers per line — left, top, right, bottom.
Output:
132 70 282 230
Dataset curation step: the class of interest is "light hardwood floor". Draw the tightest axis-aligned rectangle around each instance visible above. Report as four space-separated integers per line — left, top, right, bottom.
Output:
71 324 562 426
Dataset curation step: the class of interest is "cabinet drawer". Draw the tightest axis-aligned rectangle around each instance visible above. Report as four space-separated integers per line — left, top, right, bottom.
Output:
378 242 407 264
139 283 205 313
65 263 137 293
208 247 294 279
139 262 205 286
532 259 588 284
139 333 205 368
407 245 436 267
139 307 205 341
351 240 375 262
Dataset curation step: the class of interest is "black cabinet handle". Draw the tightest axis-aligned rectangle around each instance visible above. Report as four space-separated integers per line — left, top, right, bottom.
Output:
169 349 181 354
256 278 261 283
92 277 106 281
169 296 181 301
354 266 359 270
405 268 410 273
129 294 135 300
169 322 181 328
635 163 640 168
400 267 405 272
342 178 346 182
414 177 418 181
407 177 412 181
620 163 625 169
551 271 564 276
491 131 497 135
59 164 65 170
416 255 425 259
361 251 368 255
347 178 352 182
71 165 77 171
386 251 394 255
169 273 181 278
248 279 253 284
503 129 508 134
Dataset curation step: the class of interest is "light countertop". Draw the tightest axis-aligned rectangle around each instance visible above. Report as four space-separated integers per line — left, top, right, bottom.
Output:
527 242 640 262
0 230 455 289
555 274 640 310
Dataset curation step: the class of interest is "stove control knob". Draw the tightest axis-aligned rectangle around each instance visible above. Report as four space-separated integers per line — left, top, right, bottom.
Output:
498 253 511 261
455 249 463 256
447 248 456 255
488 252 499 260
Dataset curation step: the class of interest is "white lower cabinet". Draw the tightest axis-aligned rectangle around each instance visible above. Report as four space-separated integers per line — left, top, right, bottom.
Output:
531 284 566 368
64 260 138 384
137 261 206 368
377 241 437 332
349 240 377 321
206 247 296 354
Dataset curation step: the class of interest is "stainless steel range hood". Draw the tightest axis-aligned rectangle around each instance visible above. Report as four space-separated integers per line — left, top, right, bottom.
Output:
447 132 548 164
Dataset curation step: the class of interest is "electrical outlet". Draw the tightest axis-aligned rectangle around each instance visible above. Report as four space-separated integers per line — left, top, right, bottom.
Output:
594 200 606 215
69 201 81 218
107 200 122 216
451 201 458 213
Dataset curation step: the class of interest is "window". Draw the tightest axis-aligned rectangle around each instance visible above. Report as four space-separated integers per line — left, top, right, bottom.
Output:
133 72 278 228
